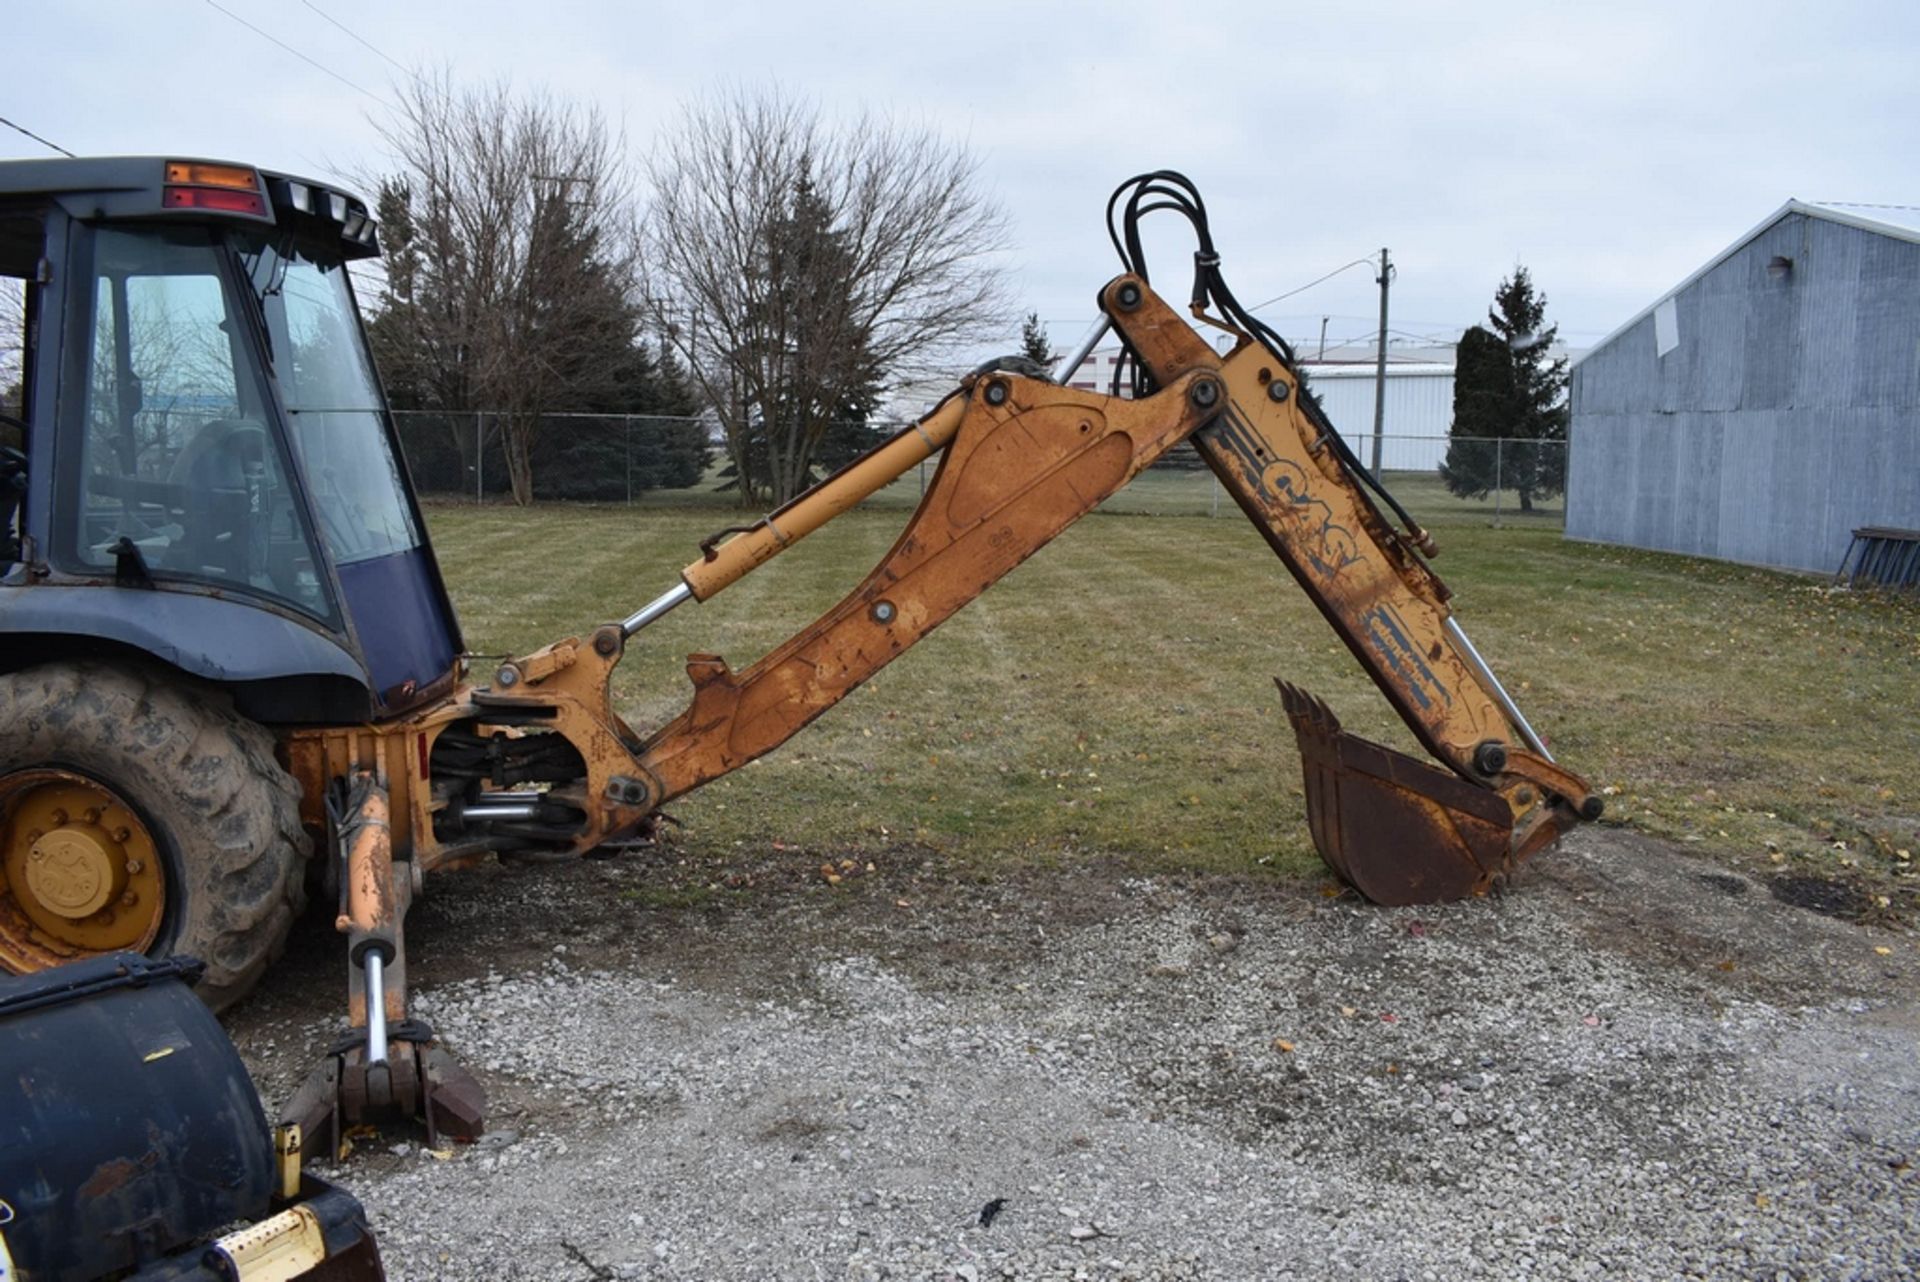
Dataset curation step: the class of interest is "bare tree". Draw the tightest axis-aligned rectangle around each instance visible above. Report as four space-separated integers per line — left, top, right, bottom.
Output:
642 90 1010 506
367 72 644 504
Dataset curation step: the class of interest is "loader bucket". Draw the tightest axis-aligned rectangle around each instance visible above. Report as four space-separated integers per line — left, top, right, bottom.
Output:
1277 681 1519 906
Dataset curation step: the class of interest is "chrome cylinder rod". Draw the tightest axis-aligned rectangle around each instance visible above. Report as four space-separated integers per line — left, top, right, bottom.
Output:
1052 316 1113 384
1444 617 1551 761
621 580 694 637
364 951 389 1064
466 795 542 821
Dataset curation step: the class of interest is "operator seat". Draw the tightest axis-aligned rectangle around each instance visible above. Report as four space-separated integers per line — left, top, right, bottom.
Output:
165 417 269 581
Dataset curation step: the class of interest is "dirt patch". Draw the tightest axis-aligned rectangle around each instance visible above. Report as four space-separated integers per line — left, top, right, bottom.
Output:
1769 872 1871 919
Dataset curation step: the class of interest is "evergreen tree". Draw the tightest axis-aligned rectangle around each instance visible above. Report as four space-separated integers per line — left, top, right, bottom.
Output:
362 76 697 503
1019 311 1052 367
715 168 887 503
1439 266 1568 512
644 89 1009 509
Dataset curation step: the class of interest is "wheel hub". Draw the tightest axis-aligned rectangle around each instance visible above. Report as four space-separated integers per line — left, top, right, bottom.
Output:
0 770 165 969
25 823 129 919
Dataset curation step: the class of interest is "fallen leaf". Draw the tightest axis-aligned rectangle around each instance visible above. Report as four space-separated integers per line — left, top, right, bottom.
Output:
1874 946 1893 956
1340 1006 1357 1018
427 1148 455 1161
1272 1038 1295 1053
1582 1015 1601 1027
1716 960 1736 972
1379 1012 1398 1024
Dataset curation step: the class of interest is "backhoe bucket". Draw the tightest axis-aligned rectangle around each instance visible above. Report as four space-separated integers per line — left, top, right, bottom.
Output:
1277 681 1518 906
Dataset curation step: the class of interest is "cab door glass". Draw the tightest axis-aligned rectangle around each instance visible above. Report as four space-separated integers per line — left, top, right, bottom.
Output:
69 226 326 615
267 251 420 565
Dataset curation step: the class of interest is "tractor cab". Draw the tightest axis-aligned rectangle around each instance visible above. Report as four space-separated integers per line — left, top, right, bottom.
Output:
0 158 459 723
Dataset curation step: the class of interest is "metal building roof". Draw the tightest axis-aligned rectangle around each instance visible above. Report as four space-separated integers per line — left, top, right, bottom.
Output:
1575 199 1920 365
1301 362 1457 379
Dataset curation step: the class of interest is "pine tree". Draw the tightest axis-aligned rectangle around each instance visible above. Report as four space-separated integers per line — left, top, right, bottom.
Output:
1439 266 1568 512
1019 311 1052 366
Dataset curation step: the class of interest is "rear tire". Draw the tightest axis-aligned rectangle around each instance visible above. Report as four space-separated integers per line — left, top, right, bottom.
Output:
0 661 309 1011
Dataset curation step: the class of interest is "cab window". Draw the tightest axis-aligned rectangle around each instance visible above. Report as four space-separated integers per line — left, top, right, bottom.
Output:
63 225 328 617
1 213 37 567
247 240 420 566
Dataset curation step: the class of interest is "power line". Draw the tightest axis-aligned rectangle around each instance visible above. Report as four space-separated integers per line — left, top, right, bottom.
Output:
300 0 417 79
0 114 74 157
1248 255 1378 312
203 0 395 109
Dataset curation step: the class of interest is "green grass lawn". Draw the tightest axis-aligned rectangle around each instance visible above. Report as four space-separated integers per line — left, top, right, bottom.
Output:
425 497 1920 903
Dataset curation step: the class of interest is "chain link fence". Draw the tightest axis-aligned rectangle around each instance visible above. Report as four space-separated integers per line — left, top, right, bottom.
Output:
391 411 1565 529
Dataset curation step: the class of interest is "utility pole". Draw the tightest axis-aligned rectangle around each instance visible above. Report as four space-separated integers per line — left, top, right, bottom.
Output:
1370 247 1391 476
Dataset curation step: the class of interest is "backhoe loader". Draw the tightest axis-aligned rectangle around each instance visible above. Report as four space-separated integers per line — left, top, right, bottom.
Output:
0 160 1600 1150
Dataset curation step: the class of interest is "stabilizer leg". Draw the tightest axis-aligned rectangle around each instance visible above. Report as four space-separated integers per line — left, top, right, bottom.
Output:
281 770 485 1160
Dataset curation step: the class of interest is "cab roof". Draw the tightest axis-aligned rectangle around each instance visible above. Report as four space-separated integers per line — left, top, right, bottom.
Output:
0 155 379 258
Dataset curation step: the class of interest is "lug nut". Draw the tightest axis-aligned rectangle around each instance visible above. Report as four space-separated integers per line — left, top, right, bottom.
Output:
125 859 143 875
115 828 131 842
120 891 138 908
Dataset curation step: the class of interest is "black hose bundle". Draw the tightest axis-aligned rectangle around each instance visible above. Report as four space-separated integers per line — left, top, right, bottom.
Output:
1103 171 1427 545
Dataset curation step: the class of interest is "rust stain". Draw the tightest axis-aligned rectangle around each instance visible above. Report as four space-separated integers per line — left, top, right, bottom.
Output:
77 1150 157 1199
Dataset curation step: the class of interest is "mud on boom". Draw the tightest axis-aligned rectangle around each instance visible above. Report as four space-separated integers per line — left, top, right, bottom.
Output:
0 160 1599 1148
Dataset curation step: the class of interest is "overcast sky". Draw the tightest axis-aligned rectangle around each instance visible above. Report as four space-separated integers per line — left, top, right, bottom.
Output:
10 1 1918 357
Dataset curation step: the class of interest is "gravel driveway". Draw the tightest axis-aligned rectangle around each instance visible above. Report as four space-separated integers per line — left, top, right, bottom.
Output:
229 828 1920 1281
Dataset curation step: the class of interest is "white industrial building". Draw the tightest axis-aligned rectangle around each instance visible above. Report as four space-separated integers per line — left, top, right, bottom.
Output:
1058 348 1459 472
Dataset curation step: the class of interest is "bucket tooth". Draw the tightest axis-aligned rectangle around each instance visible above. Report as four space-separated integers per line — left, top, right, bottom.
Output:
1277 680 1519 906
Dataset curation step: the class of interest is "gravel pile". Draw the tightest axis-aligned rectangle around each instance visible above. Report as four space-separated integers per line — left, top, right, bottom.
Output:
230 828 1920 1280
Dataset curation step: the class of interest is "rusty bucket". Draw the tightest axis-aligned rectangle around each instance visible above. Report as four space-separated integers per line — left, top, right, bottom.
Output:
1276 680 1529 906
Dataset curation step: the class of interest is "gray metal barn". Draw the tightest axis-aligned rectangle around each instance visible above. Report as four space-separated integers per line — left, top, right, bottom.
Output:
1566 201 1920 575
